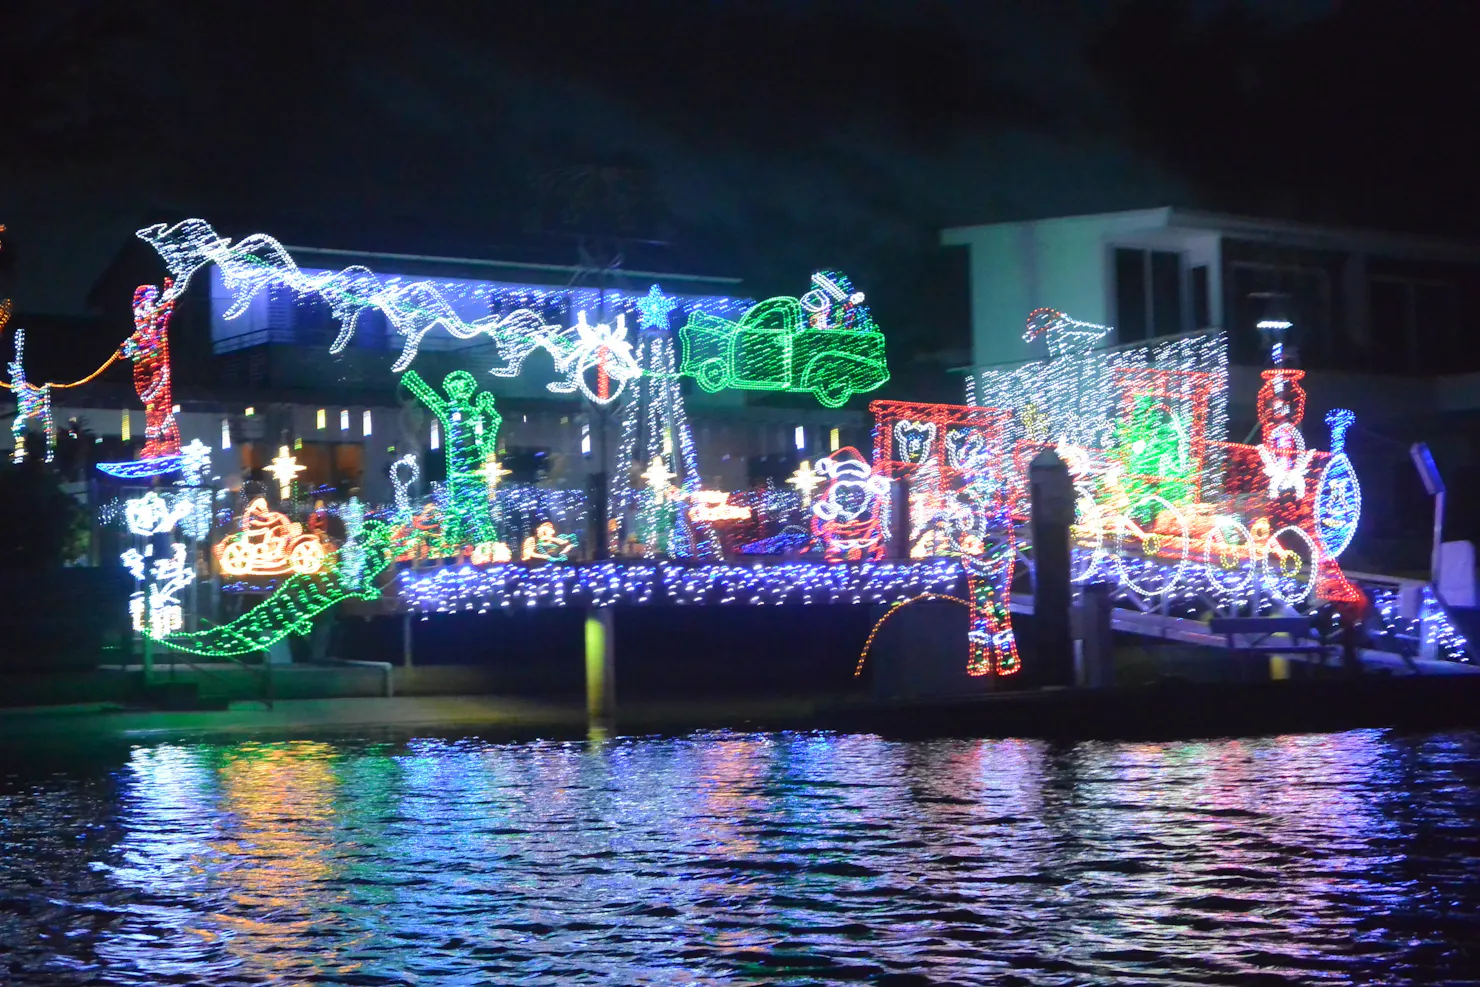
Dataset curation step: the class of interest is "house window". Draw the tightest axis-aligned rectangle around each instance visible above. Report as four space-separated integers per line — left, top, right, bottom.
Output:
1227 263 1332 367
1114 248 1185 343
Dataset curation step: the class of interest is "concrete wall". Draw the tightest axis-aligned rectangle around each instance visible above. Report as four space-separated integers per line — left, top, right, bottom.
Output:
944 209 1175 369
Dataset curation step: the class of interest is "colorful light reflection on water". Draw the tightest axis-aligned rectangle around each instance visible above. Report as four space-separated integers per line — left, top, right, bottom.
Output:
2 729 1479 985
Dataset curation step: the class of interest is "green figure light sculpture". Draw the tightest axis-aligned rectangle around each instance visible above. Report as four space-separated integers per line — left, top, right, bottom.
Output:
401 369 502 547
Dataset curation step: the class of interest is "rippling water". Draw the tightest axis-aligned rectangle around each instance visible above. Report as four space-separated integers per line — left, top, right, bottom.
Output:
3 729 1480 985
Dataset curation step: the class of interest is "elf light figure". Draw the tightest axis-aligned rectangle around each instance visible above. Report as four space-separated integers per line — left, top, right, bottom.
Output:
402 369 502 546
122 280 181 460
949 483 1020 677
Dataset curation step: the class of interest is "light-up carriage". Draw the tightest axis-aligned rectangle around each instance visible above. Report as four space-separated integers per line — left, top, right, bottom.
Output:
973 310 1361 619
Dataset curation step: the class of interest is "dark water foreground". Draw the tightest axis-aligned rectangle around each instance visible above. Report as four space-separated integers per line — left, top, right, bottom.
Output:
2 730 1479 986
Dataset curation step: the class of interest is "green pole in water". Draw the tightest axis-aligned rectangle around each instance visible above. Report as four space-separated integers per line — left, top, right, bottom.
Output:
585 607 615 723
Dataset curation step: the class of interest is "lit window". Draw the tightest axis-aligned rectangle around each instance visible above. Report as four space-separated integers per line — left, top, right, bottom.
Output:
430 421 441 450
220 418 232 450
362 410 373 436
794 425 805 450
121 411 131 442
244 406 255 417
340 409 349 431
830 427 840 452
316 408 326 430
171 404 181 414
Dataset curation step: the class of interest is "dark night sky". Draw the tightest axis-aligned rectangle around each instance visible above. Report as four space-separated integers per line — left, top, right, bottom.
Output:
1 0 1468 366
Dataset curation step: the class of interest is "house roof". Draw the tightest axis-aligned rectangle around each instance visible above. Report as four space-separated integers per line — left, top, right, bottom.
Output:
943 207 1480 262
99 207 746 297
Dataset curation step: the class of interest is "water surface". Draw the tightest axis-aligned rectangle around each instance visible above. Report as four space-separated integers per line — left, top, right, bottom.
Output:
2 729 1479 985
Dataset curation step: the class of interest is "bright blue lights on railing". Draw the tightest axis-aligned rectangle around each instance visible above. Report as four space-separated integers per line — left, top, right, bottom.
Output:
395 559 965 615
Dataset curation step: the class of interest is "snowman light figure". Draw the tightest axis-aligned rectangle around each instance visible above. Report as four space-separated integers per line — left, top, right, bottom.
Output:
810 446 889 561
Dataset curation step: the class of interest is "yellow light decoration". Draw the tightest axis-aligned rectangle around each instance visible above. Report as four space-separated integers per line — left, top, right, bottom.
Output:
266 445 305 500
854 592 970 676
481 452 512 495
641 455 676 495
787 459 824 505
215 497 327 577
689 490 753 522
470 541 512 565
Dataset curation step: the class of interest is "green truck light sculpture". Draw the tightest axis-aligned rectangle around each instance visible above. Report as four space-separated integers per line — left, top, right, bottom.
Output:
679 271 889 408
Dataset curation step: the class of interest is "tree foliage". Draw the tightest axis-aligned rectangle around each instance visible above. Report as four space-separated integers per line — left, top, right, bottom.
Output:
0 457 86 570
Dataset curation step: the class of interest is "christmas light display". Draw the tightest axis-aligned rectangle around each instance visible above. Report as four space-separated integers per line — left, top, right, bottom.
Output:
481 453 512 496
125 491 192 537
854 592 969 677
1315 410 1361 559
122 281 181 459
811 447 888 562
123 542 194 638
401 369 501 545
391 454 419 521
37 281 180 477
7 327 54 463
870 400 1019 675
788 460 825 506
636 283 678 330
392 500 468 564
970 310 1229 503
3 280 128 466
137 219 711 399
492 312 643 404
641 455 676 494
1258 423 1315 499
119 491 196 639
689 491 752 522
521 522 577 562
680 271 889 407
266 446 306 501
172 440 215 542
156 525 399 658
338 496 368 591
611 305 715 559
214 498 328 577
497 485 589 551
960 309 1362 622
397 558 964 614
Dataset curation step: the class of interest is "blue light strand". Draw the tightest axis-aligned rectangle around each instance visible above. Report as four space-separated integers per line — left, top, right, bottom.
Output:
395 559 965 615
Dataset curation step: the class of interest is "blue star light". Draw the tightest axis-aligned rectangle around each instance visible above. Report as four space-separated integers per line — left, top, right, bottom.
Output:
636 284 678 330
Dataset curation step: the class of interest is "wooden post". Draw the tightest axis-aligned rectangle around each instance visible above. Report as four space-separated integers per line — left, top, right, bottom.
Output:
1029 447 1075 687
1078 581 1115 688
889 476 911 558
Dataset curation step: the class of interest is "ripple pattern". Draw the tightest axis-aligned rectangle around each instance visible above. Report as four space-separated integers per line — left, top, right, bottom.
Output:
2 729 1480 985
